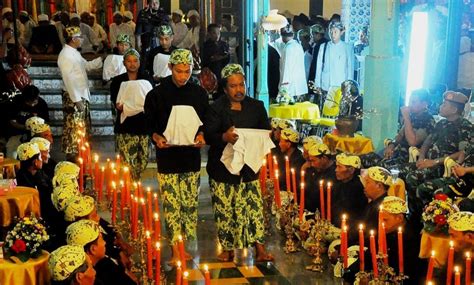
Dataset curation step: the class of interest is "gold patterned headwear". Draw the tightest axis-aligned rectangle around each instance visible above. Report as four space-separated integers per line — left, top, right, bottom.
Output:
336 153 361 169
270 118 280 129
116 33 131 44
65 26 81 37
280 128 299 143
381 196 407 214
448 211 474 232
30 123 50 136
157 24 173 36
366 166 393 186
221 63 245 79
54 161 80 177
17 142 41 161
30 137 51 151
123 48 140 60
64 195 95 222
52 183 80 211
66 220 101 247
25 116 45 131
52 172 79 188
308 143 331 157
48 245 86 281
302 135 323 150
277 119 296 130
169 48 193 65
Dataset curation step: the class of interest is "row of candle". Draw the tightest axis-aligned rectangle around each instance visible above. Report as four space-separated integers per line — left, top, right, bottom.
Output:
425 241 472 285
174 261 211 285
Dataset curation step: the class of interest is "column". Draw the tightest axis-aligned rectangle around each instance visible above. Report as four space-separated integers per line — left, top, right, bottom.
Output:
362 0 400 150
255 0 269 109
444 0 463 89
241 0 254 98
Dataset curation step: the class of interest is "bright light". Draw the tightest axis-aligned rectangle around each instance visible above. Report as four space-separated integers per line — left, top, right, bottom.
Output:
405 12 429 106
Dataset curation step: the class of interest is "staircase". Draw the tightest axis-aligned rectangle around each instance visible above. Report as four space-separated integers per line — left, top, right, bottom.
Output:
28 61 114 137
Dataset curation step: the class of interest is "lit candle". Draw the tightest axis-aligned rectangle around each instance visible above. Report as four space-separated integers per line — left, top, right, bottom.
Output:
123 167 129 207
132 197 139 239
178 235 186 270
84 142 91 175
274 170 281 208
93 154 99 190
267 154 273 180
153 193 159 214
397 227 404 275
342 214 347 229
98 166 104 202
147 187 153 231
120 181 125 221
81 146 87 174
447 240 455 285
326 182 332 222
105 159 111 198
466 252 471 285
359 224 365 272
116 154 121 173
182 271 189 285
285 156 290 192
176 261 182 285
455 266 461 285
299 182 305 222
146 231 153 279
140 198 147 230
381 222 388 265
154 213 161 241
370 230 378 278
426 250 435 281
111 182 117 225
204 264 211 285
319 180 325 219
78 157 84 192
155 242 161 285
341 225 348 269
260 159 267 195
273 156 278 180
291 168 297 202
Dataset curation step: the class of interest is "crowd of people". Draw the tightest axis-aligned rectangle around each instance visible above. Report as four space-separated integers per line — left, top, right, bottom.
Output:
0 1 473 284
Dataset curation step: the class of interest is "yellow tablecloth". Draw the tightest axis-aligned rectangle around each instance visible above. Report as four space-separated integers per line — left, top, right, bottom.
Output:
0 158 20 179
323 133 375 155
419 231 450 267
0 187 40 227
0 251 50 285
269 102 320 121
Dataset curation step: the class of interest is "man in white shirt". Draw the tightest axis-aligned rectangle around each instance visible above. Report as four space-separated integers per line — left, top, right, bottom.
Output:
274 26 308 98
123 11 136 31
314 21 354 92
2 7 25 45
177 10 200 52
109 11 123 49
170 9 188 47
70 13 99 54
57 26 103 160
88 14 108 52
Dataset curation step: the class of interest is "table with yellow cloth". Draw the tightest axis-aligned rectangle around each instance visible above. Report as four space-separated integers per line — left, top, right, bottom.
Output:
419 231 451 267
269 102 320 121
0 158 20 179
323 133 375 155
0 187 41 227
0 251 50 285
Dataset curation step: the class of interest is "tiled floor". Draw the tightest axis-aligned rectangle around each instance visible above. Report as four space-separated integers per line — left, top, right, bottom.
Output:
53 135 341 284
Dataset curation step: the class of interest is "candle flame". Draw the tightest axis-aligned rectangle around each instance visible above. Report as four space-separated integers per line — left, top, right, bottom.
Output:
85 142 90 147
178 234 183 241
156 242 161 249
101 166 105 171
454 266 459 273
123 166 129 172
154 213 159 220
94 154 99 162
431 250 435 257
146 231 150 238
301 170 305 177
343 226 347 231
467 252 471 258
116 154 120 159
134 197 138 202
359 224 363 230
78 157 83 163
183 271 189 279
370 230 374 236
342 214 347 220
147 187 151 192
112 181 116 188
204 264 209 271
379 205 383 211
327 182 331 187
140 198 145 204
111 162 115 168
262 159 266 165
285 156 288 161
398 227 402 233
450 240 454 247
291 168 295 173
177 261 181 267
300 182 305 188
319 180 323 185
275 170 279 177
153 193 158 198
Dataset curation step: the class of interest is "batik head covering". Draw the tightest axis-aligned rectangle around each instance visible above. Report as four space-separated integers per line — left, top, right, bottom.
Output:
54 161 80 177
52 183 80 211
66 220 101 246
123 48 140 60
169 49 193 65
381 196 407 214
448 211 474 232
221 63 245 79
302 135 323 150
116 34 131 44
64 195 95 222
157 24 173 36
270 118 280 129
17 142 41 161
52 172 79 188
277 119 296 130
308 143 331 157
25 116 45 131
48 245 86 281
30 123 51 136
336 153 361 169
366 166 393 186
280 128 299 143
310 24 325 34
329 20 344 31
30 137 51 151
65 25 81 37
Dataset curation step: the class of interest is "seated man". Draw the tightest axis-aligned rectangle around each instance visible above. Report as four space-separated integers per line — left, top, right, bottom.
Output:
69 13 99 54
301 135 323 172
276 128 305 193
331 153 367 226
304 143 336 214
31 137 57 180
29 14 62 54
48 245 96 285
66 220 137 285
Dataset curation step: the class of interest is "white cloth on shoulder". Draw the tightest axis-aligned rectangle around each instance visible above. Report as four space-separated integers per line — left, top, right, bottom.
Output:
221 128 275 175
163 105 203 145
153 53 172 78
116 80 153 123
103 54 126 81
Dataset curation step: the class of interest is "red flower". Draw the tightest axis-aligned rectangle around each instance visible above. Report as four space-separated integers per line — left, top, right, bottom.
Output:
11 239 26 253
434 214 447 225
434 193 448 201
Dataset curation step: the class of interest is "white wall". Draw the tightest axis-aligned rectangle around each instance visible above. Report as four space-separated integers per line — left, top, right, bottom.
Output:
323 0 342 18
269 0 341 18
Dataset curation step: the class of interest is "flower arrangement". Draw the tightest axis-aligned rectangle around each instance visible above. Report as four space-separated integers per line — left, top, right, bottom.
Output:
276 85 294 105
4 214 49 262
422 193 459 236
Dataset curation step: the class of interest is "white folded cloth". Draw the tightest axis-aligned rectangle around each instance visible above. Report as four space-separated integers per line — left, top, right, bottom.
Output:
221 128 275 175
116 80 153 123
103 54 126 81
153 53 172 78
163 105 203 145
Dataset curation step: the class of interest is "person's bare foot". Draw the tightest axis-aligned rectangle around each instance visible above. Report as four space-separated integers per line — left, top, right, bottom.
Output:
255 243 274 262
217 250 234 262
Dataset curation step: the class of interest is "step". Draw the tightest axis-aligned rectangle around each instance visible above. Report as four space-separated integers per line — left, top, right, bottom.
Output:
28 66 103 77
32 77 104 90
40 91 111 105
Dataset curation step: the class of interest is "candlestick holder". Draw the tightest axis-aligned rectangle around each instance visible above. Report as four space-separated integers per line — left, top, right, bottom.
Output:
368 253 397 284
305 212 324 272
355 271 370 284
393 273 408 284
